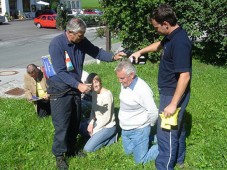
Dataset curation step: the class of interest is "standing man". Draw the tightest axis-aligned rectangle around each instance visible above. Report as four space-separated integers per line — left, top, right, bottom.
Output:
115 60 159 164
130 4 192 169
48 18 125 170
24 64 51 118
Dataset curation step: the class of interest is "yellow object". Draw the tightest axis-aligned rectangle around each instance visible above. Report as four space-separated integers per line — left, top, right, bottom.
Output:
160 108 181 130
37 82 46 98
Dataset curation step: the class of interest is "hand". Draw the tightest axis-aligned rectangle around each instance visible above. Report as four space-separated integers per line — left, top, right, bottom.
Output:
42 93 50 100
163 103 177 117
129 51 141 63
78 83 92 93
87 123 94 136
113 51 126 60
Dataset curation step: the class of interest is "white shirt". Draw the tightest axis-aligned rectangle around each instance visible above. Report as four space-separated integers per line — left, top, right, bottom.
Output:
118 77 158 130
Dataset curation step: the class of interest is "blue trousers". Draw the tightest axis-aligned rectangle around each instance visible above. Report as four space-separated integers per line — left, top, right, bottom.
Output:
156 92 190 170
50 94 81 156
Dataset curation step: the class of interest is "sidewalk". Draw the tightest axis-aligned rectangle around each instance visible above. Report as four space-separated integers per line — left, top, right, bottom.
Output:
0 42 122 99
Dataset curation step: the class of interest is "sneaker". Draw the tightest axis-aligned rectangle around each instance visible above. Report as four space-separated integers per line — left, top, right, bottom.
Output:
176 163 184 169
56 156 68 170
115 133 118 143
76 150 87 158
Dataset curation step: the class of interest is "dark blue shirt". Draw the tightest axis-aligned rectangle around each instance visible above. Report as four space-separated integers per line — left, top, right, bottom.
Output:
158 27 192 95
49 32 113 90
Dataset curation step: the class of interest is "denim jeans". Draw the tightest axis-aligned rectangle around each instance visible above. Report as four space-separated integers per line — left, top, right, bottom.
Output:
83 126 117 152
122 125 159 164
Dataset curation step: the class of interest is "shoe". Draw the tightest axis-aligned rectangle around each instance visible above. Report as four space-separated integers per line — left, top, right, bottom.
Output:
176 163 184 169
76 150 87 158
115 133 118 143
56 156 68 170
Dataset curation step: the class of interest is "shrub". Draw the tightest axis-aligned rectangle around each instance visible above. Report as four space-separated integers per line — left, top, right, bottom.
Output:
56 5 67 30
100 0 227 66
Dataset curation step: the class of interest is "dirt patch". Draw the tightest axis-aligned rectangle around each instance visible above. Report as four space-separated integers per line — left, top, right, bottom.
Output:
5 87 25 96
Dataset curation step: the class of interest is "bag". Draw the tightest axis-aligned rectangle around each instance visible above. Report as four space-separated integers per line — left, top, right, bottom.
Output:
41 55 56 78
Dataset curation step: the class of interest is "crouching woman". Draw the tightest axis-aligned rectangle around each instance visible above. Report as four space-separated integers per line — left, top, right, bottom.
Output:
83 74 117 152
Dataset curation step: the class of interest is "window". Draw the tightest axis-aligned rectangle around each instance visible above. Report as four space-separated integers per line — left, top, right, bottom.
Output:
76 1 80 8
72 1 75 9
67 1 71 9
41 16 46 20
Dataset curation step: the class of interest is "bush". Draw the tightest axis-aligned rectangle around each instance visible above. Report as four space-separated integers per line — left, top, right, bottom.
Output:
56 5 67 30
100 0 227 66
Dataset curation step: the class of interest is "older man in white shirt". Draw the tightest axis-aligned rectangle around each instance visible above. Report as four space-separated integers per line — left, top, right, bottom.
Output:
115 60 159 164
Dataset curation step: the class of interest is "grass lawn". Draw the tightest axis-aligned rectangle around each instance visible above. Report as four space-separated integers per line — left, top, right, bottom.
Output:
81 0 101 9
0 59 227 169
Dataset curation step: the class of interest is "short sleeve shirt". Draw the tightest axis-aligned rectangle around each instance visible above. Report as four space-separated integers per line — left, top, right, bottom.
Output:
158 27 192 95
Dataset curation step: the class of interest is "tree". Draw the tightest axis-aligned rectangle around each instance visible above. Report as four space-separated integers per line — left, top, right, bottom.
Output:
56 4 67 30
100 0 227 65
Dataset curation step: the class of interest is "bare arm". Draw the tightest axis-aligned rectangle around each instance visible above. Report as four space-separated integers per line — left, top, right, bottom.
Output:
163 72 190 117
130 41 162 62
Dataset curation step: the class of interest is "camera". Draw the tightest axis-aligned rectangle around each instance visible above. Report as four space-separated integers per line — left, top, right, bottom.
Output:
121 49 146 65
130 56 146 65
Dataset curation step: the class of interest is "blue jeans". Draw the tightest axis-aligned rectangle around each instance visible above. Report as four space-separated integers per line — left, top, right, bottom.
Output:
122 125 159 164
156 92 190 170
83 126 117 152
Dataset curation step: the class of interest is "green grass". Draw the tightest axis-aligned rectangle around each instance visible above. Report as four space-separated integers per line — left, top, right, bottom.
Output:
0 59 227 169
81 0 101 9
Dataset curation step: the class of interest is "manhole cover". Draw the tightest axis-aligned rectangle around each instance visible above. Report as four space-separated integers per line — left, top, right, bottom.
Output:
5 87 25 96
0 71 19 76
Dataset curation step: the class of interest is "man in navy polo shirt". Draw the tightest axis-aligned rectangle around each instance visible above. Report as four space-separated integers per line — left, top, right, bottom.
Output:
130 4 192 170
48 18 125 170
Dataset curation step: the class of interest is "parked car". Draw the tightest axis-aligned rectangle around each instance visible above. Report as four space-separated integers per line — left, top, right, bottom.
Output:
0 15 6 24
93 9 103 15
34 14 57 28
82 9 98 15
35 9 56 18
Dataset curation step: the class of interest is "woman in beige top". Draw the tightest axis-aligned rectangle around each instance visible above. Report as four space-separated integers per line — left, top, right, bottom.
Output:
83 74 117 152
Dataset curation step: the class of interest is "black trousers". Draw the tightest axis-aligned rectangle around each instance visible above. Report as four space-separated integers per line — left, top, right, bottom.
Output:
36 100 51 117
50 93 81 157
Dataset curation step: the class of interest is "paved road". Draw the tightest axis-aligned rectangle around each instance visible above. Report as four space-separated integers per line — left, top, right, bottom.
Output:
0 19 61 42
0 19 115 68
0 19 122 98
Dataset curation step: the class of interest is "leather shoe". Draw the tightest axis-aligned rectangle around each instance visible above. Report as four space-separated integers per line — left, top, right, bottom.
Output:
56 156 68 170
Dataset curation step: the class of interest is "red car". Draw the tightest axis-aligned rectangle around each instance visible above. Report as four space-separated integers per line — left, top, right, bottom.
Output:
83 9 98 15
34 14 57 28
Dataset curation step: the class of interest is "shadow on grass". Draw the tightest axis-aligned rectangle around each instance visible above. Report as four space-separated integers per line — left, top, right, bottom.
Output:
185 110 192 138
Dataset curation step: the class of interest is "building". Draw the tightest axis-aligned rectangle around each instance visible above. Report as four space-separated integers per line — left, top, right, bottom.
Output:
0 0 81 18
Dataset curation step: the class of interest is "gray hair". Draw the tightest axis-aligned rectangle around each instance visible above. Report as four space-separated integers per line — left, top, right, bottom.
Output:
66 18 87 33
115 59 136 76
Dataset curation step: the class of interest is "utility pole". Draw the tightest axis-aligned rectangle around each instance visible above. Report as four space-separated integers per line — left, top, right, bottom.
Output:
105 26 111 52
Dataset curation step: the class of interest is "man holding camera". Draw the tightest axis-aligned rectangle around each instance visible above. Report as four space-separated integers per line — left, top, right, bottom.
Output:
130 4 192 169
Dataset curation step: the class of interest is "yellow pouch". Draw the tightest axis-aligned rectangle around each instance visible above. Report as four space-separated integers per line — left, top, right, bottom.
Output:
160 107 181 130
